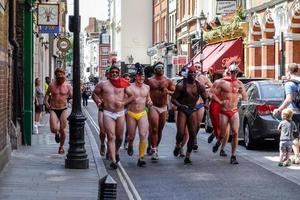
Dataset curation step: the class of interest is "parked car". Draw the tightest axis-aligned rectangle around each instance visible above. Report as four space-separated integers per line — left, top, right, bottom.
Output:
238 80 284 149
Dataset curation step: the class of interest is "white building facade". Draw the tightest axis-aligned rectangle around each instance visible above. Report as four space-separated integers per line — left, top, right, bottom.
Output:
109 0 152 71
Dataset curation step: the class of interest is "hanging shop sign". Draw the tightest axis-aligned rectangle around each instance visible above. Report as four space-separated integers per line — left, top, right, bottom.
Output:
57 37 71 52
39 25 60 34
216 0 237 15
37 3 59 26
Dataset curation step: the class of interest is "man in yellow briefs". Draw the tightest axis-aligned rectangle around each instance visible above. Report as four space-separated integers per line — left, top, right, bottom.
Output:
126 65 153 167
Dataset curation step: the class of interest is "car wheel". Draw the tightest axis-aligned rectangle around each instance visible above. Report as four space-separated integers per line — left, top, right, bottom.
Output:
244 122 255 150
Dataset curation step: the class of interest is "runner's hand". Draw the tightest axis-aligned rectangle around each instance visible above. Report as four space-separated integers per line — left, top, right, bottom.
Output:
273 108 280 116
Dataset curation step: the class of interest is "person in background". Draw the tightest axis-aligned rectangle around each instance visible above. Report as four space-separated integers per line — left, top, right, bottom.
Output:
277 108 296 167
82 84 91 107
35 77 44 127
44 76 51 113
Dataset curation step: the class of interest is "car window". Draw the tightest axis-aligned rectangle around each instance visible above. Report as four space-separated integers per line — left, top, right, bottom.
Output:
259 84 284 99
247 85 258 100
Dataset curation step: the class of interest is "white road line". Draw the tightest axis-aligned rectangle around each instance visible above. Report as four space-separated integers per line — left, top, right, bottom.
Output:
83 108 141 200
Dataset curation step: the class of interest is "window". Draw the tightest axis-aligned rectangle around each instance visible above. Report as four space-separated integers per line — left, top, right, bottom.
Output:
86 67 90 72
259 84 284 99
102 59 108 66
102 47 109 55
102 34 110 44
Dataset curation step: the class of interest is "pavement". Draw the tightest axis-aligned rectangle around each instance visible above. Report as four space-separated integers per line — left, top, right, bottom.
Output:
0 112 108 200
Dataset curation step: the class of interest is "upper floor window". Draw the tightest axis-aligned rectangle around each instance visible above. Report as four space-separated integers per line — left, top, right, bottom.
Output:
102 34 110 44
102 47 109 55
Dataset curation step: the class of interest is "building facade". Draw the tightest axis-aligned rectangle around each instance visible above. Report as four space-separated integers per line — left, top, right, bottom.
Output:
246 0 300 79
109 0 152 73
99 28 110 79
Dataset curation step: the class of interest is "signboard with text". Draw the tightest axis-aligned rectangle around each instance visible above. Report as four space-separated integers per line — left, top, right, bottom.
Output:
216 0 237 15
39 26 60 34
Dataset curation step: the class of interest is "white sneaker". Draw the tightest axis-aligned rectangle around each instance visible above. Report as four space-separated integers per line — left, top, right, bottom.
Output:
33 124 39 134
151 152 159 161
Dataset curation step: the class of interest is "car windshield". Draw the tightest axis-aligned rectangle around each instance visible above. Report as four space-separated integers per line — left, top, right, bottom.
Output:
259 84 284 99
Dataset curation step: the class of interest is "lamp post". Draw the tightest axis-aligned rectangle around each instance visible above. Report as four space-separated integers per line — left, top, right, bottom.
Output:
65 0 89 169
199 10 207 73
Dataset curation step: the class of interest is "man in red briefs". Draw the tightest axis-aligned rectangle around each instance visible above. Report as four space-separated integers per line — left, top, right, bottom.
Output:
211 62 248 164
92 66 134 169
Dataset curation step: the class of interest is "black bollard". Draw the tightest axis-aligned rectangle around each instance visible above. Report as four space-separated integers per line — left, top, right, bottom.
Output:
98 175 117 200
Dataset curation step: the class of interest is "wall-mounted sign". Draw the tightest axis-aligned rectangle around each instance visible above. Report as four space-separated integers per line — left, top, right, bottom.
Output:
37 3 59 26
40 26 60 34
216 0 237 15
57 37 71 52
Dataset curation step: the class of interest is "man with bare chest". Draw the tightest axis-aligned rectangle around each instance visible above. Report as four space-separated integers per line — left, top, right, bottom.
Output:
45 68 72 154
126 67 153 167
172 65 207 164
92 66 133 169
211 64 247 164
145 62 175 160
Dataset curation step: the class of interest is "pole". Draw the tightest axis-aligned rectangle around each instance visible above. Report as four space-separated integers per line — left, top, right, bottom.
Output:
65 0 89 169
200 29 203 73
23 0 34 145
280 32 285 78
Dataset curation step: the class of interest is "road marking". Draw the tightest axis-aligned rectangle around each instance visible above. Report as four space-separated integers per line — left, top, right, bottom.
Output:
83 108 141 200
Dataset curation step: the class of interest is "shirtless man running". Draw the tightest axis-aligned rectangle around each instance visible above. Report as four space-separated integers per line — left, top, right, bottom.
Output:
45 68 72 154
126 67 153 167
92 66 133 169
172 65 208 164
145 62 175 160
211 63 248 164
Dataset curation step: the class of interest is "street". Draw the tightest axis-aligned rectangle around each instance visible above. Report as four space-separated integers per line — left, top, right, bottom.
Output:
84 100 300 200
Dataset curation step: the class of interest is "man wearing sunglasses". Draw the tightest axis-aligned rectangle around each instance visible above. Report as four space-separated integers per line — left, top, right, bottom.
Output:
210 62 248 164
92 66 133 169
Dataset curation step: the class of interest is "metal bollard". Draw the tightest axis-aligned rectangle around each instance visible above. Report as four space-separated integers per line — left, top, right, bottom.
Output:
98 175 117 200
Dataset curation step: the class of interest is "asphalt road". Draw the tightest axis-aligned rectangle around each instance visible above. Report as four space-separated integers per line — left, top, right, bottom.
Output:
84 100 300 200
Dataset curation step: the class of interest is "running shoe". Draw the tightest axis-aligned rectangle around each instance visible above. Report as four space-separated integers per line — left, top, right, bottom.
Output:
55 133 60 143
173 146 181 157
219 150 227 157
58 146 65 154
179 148 185 157
207 133 215 143
123 141 128 150
230 156 239 164
147 146 153 156
110 161 118 170
192 144 198 152
137 157 146 167
184 157 192 164
151 152 159 161
127 144 134 156
100 144 106 156
212 141 221 153
278 162 284 167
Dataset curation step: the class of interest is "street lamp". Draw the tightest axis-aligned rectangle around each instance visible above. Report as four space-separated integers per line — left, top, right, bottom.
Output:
65 0 89 169
199 10 207 73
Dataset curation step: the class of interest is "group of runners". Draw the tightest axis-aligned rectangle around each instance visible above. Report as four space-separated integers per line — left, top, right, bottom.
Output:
91 57 248 169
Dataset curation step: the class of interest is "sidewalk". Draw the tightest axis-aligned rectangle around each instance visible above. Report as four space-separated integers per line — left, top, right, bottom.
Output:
0 113 107 200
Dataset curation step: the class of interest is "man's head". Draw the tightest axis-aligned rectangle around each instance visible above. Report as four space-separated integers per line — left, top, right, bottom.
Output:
55 68 66 85
35 78 41 86
135 66 145 85
194 62 202 73
45 76 51 84
228 63 240 77
153 62 164 76
187 64 197 81
122 73 131 82
287 63 299 76
109 66 120 80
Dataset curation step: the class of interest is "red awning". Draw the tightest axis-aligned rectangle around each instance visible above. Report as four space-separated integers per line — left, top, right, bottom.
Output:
192 38 244 73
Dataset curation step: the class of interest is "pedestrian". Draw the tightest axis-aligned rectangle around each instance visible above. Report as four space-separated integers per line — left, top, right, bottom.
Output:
126 66 152 167
277 108 296 166
172 64 208 164
82 84 91 106
34 78 44 129
145 61 175 160
273 63 300 164
44 76 51 113
92 70 110 157
92 66 133 169
45 68 73 154
211 60 248 164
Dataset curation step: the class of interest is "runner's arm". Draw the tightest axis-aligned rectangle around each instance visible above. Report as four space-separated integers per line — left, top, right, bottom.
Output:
124 87 135 105
171 83 187 109
92 83 103 107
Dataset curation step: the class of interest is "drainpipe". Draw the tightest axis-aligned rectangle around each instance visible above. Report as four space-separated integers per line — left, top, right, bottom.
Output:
23 0 34 145
9 0 20 126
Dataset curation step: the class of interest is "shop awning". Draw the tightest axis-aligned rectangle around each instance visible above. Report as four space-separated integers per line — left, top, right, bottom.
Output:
192 38 244 73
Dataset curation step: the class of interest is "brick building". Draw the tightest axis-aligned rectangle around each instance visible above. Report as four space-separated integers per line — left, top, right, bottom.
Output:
99 27 110 79
246 0 300 79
